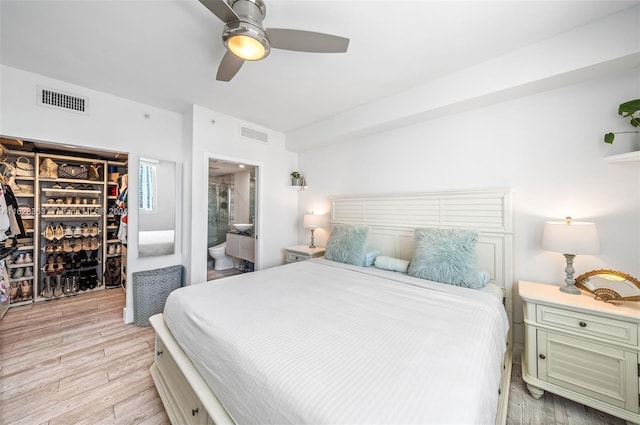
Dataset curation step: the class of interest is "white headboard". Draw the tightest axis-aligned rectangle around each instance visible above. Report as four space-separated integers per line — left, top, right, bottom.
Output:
329 188 514 334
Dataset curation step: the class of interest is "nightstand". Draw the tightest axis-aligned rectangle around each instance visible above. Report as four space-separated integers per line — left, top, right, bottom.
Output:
519 280 640 423
285 245 325 263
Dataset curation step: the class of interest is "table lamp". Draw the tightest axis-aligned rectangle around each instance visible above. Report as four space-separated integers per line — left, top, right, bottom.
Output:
303 213 323 248
542 216 600 294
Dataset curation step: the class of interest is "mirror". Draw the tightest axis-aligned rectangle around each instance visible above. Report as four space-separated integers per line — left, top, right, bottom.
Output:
575 269 640 303
138 158 176 257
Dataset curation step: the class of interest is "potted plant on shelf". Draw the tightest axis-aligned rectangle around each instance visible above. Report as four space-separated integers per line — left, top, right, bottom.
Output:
290 171 301 186
604 99 640 145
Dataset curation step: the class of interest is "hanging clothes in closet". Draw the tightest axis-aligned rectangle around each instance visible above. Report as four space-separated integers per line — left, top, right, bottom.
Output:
116 174 128 245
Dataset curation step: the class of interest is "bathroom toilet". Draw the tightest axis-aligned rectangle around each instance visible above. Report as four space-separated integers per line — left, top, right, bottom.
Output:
208 242 234 270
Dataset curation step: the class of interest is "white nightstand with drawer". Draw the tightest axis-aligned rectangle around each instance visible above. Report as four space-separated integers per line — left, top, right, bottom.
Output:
519 280 640 424
285 245 325 263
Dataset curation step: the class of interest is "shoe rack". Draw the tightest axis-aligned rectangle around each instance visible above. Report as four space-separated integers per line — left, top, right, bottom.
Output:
3 149 127 306
105 160 127 289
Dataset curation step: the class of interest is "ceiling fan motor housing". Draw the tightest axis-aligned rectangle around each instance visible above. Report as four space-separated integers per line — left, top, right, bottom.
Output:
223 0 270 60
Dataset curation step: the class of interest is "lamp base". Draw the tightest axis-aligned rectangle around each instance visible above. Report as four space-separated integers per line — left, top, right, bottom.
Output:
559 253 581 295
560 284 581 295
308 229 316 249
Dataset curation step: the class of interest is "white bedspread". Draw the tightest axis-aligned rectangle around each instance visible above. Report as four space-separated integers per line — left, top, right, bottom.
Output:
163 259 509 425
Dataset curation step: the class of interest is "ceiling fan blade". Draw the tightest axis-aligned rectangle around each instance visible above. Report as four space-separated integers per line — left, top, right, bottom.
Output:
198 0 239 23
217 51 245 81
267 28 349 53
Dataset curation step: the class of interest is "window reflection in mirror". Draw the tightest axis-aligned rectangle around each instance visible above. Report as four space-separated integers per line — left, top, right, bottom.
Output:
138 158 176 257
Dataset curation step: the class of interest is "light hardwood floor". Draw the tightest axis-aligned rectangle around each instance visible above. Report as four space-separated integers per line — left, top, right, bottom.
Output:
0 289 629 425
0 288 169 425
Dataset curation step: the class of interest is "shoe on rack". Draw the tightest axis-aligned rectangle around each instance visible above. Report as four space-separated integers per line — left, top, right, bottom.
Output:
88 251 98 267
73 226 82 238
54 242 63 253
90 223 99 237
63 276 71 295
107 244 116 255
24 252 32 263
115 244 122 255
15 253 25 264
64 225 73 238
81 223 89 237
71 274 79 293
9 281 19 301
90 237 99 250
74 253 82 269
53 275 62 297
24 267 33 278
56 256 64 273
55 224 64 240
47 255 55 275
13 267 24 279
21 281 32 300
64 254 73 270
89 272 98 289
42 275 53 298
82 238 91 251
62 239 73 253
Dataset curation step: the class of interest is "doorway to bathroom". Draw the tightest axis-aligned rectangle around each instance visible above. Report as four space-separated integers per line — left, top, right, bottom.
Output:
207 158 258 281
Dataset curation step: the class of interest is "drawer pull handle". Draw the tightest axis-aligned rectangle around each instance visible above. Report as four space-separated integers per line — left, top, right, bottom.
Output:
192 408 199 416
539 354 546 360
579 322 587 327
156 350 163 356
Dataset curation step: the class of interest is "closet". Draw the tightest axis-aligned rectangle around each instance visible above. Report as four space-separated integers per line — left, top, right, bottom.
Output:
0 141 128 312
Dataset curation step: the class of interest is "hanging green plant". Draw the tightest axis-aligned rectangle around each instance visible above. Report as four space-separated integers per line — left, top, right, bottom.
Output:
604 99 640 144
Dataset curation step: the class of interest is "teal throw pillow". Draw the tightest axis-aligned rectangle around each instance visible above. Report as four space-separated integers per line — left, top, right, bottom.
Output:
325 224 370 266
407 227 481 288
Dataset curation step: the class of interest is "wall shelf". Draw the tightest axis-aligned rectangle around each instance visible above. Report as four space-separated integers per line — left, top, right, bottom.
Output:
604 151 640 163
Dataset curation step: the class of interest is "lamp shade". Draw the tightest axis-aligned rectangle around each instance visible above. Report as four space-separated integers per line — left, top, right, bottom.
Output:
542 218 600 255
303 214 324 229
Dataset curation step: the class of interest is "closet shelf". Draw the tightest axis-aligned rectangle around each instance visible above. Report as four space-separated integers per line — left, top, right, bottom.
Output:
41 214 101 220
39 177 101 185
9 276 34 283
16 245 34 251
40 204 102 209
42 188 101 195
8 262 34 269
15 176 35 181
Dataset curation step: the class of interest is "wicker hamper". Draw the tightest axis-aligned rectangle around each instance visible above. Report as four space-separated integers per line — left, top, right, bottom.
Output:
133 264 183 326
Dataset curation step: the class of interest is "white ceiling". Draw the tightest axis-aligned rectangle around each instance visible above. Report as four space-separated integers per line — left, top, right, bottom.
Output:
1 0 637 134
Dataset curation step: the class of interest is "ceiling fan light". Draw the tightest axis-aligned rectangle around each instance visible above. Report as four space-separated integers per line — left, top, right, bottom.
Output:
223 21 270 61
228 34 266 60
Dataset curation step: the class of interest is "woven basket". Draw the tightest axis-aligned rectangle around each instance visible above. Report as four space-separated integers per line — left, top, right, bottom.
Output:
132 265 183 327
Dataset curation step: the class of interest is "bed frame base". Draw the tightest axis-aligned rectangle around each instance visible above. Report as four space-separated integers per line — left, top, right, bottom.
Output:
150 312 511 425
149 313 234 425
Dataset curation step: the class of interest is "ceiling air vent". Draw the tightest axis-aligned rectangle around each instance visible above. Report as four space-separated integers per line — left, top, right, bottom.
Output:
240 126 268 143
37 86 89 115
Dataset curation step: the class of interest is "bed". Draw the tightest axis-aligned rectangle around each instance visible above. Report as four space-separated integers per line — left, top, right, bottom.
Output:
149 189 514 425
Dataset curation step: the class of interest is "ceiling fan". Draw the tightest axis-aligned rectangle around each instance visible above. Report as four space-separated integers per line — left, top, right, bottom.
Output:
198 0 350 81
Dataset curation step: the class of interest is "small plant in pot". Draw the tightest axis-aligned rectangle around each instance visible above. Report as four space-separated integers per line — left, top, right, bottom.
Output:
604 99 640 144
290 171 301 186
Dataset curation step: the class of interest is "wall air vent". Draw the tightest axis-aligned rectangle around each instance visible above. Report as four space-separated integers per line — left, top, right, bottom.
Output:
240 126 268 143
37 86 89 115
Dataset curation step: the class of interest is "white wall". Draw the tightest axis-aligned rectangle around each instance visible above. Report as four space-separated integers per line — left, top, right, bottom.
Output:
0 65 185 323
186 104 299 285
297 68 640 348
